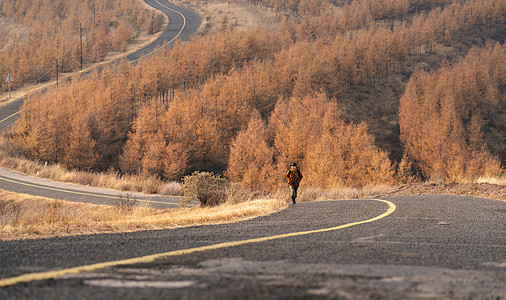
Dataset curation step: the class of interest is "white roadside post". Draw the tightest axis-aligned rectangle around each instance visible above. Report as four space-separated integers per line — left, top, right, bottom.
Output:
5 74 13 100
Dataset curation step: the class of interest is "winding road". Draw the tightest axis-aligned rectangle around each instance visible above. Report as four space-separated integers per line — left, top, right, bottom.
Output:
0 1 505 299
0 196 505 298
0 0 200 208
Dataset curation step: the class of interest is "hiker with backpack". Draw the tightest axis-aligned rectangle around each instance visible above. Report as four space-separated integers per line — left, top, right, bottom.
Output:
286 163 303 204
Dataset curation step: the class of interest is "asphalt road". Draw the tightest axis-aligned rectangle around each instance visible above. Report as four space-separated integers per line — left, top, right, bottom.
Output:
1 2 504 299
0 168 181 209
0 195 504 299
127 0 201 62
0 0 199 208
0 99 22 130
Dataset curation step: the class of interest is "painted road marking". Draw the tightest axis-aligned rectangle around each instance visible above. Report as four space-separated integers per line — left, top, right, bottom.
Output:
84 279 195 288
0 199 396 287
130 0 187 63
0 175 178 207
0 111 19 124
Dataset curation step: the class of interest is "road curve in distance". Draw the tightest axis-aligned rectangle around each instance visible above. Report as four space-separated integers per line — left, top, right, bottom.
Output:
127 0 201 62
0 168 181 209
0 100 23 130
0 0 199 207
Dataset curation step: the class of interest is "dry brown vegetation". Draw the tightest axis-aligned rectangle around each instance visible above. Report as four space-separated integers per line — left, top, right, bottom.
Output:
173 0 278 35
280 184 397 202
0 189 286 240
0 134 181 195
386 181 506 202
0 16 28 52
0 0 165 91
2 0 505 194
399 44 505 182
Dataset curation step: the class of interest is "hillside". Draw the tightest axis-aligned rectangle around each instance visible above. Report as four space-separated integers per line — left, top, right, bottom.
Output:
339 27 506 164
0 0 165 92
3 0 505 191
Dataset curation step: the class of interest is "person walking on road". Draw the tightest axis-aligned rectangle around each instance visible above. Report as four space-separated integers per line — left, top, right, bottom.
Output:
286 163 303 204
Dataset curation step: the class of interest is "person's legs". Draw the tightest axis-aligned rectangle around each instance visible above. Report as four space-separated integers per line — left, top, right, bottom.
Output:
289 185 297 204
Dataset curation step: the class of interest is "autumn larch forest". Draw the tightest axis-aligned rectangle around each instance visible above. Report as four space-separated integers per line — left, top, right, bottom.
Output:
2 0 505 191
0 0 165 89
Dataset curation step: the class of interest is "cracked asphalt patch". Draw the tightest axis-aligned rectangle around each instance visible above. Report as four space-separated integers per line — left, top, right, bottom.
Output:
6 258 505 299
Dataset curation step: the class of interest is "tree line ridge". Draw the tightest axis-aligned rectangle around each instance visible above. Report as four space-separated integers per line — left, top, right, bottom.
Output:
4 0 505 190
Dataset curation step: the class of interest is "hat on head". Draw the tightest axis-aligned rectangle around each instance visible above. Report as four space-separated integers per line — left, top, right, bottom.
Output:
291 163 297 167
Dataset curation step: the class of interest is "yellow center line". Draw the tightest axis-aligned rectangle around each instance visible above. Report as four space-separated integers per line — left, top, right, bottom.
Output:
0 111 19 124
0 176 178 206
0 199 396 287
129 0 187 63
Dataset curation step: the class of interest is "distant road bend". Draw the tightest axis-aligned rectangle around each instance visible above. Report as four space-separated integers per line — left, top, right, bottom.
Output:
0 0 200 208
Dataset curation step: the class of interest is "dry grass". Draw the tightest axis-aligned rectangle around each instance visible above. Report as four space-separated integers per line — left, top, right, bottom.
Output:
0 136 182 195
157 181 184 195
388 182 506 202
268 185 398 202
0 189 286 241
302 185 397 201
173 0 278 35
476 176 506 186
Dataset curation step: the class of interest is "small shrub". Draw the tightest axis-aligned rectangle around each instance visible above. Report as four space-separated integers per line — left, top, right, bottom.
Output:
158 182 183 196
182 172 229 207
225 182 255 204
114 193 138 214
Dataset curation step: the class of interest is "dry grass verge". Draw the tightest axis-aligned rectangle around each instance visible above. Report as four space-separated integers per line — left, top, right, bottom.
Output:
476 176 506 186
0 189 287 241
0 135 182 195
298 185 397 202
267 185 397 203
0 156 181 195
275 180 506 203
384 182 506 202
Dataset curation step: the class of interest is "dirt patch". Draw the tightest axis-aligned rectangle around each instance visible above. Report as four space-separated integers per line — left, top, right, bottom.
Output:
173 0 278 35
383 182 506 202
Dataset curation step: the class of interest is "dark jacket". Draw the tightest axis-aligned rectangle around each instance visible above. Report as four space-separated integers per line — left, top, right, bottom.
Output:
286 169 303 188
